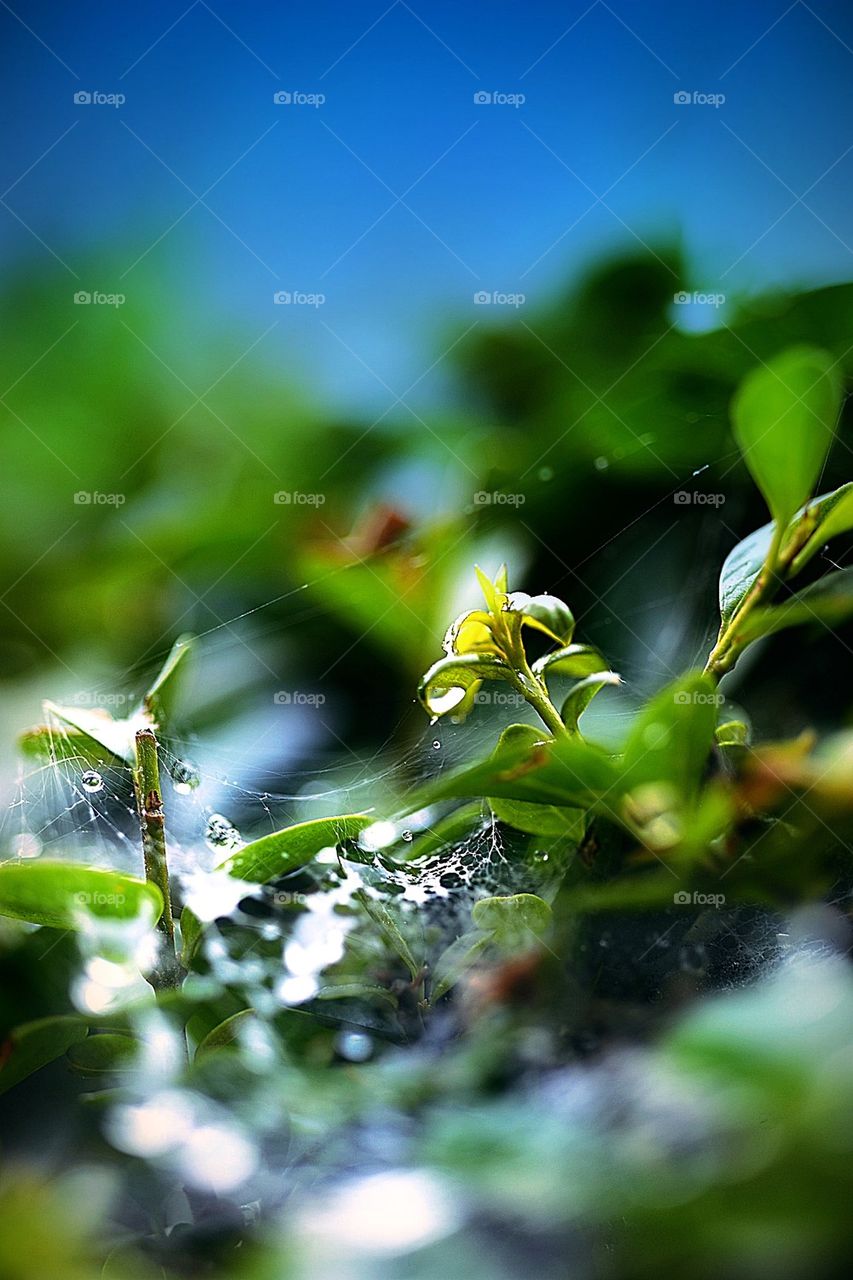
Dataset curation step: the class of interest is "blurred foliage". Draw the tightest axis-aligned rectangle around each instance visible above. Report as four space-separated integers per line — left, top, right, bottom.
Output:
3 248 853 1280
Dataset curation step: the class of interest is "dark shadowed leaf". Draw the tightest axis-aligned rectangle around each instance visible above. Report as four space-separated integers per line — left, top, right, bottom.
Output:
0 1016 88 1095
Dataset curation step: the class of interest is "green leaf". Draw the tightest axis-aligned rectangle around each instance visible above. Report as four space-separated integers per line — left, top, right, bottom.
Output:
417 652 514 718
731 345 842 524
472 893 552 946
531 644 609 681
506 591 575 644
405 730 620 815
737 567 853 646
0 1016 88 1095
621 672 718 801
217 814 373 884
475 563 503 614
66 1033 138 1076
315 983 399 1008
790 482 853 574
718 487 853 628
718 519 775 626
354 889 420 981
142 634 195 731
430 931 491 1002
0 861 163 930
18 724 126 768
179 905 204 968
487 725 587 836
39 700 142 764
194 1009 257 1062
560 671 622 731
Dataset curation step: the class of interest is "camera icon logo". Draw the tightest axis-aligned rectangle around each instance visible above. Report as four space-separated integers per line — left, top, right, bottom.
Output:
673 491 691 505
673 290 691 304
673 890 692 905
273 491 291 504
273 691 292 704
473 491 492 505
473 291 491 304
74 291 92 305
473 91 492 105
73 91 92 105
673 90 691 105
273 91 292 105
73 491 92 505
273 291 291 305
673 690 692 704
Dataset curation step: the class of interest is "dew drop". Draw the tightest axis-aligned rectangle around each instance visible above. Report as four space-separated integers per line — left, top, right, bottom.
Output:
81 769 104 794
171 759 201 795
401 830 413 843
594 457 609 472
11 832 42 859
205 812 242 852
335 1030 373 1062
432 740 441 750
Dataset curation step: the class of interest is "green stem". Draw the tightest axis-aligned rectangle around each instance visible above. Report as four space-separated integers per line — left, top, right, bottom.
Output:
132 728 178 986
704 519 787 680
511 667 567 738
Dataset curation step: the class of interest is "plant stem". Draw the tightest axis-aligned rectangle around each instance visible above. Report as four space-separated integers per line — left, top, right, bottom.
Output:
704 519 786 680
133 728 178 986
512 667 567 738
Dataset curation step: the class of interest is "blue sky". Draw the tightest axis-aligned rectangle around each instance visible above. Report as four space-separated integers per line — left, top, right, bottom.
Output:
2 0 853 409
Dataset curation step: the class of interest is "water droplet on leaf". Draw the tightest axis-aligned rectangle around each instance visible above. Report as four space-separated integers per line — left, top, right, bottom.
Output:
432 740 441 750
171 759 201 794
401 830 413 843
335 1030 373 1062
205 813 241 852
81 770 104 794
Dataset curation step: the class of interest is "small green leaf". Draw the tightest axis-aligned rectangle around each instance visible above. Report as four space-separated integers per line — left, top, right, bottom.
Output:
718 519 775 626
142 634 195 731
731 345 842 524
0 861 163 930
430 931 491 1002
472 893 552 945
316 983 399 1008
531 644 609 681
737 567 853 646
66 1033 138 1076
560 671 622 731
0 1016 88 1095
621 672 718 801
418 652 513 718
789 482 853 574
179 905 204 968
40 700 142 764
405 730 620 815
194 1009 257 1062
487 725 587 836
475 563 503 614
506 591 575 644
355 889 420 981
217 814 373 884
18 725 126 768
